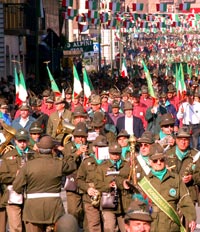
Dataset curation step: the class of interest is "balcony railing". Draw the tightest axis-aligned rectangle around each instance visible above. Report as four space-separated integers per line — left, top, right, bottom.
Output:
4 3 25 31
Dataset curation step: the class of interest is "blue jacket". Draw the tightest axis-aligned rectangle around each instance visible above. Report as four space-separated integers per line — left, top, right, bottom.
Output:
11 116 36 131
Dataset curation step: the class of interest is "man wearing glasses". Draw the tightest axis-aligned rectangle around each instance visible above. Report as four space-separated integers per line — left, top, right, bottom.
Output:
140 143 196 232
156 113 176 149
123 130 155 190
165 127 200 204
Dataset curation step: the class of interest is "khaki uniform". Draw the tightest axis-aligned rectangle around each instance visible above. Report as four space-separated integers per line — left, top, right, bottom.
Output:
62 141 85 228
77 155 102 232
12 153 76 230
123 152 150 207
46 109 72 142
0 148 34 232
95 159 131 232
165 146 200 202
146 171 196 232
0 166 7 232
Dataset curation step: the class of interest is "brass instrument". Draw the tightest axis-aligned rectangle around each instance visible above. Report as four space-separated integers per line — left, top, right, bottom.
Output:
62 121 75 134
128 134 137 185
56 116 64 136
0 122 16 155
56 118 75 145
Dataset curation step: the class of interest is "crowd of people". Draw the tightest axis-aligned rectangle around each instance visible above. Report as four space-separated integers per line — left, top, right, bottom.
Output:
0 31 199 232
0 71 199 232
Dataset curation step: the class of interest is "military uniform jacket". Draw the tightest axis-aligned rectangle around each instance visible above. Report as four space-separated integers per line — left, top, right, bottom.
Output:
0 148 34 206
62 141 84 193
12 154 76 224
77 155 99 203
46 109 72 142
95 159 131 214
147 171 196 232
165 146 200 202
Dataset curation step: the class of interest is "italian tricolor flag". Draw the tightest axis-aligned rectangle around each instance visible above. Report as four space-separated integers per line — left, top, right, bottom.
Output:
73 64 83 98
175 64 186 101
14 64 28 105
83 68 92 107
179 3 190 11
156 3 167 12
121 58 128 78
18 67 28 103
14 66 20 105
62 0 73 7
132 3 143 11
109 2 120 12
85 1 97 10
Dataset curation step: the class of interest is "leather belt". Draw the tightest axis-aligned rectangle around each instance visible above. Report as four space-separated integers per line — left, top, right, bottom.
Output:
27 192 61 199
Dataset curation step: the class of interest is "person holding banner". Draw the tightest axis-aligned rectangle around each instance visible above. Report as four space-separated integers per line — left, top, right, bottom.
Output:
138 143 196 232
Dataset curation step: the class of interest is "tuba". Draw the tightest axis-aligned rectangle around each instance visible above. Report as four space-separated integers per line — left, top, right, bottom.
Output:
62 121 75 146
0 121 16 155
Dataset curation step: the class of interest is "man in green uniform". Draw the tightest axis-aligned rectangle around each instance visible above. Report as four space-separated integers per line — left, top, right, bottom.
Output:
124 200 152 232
29 121 43 150
77 135 108 232
95 142 131 232
46 96 72 142
62 122 88 229
0 128 34 232
90 111 117 144
165 127 200 203
12 135 76 232
139 143 196 232
123 131 155 208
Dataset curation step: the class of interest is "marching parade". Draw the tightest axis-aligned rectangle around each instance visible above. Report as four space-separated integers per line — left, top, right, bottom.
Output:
0 0 200 232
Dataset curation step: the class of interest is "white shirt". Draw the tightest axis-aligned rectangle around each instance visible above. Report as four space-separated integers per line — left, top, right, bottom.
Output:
177 101 200 125
19 117 29 128
125 116 134 135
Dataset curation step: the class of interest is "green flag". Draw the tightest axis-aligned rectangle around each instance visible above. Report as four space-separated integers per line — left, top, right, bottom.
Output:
46 65 61 96
142 60 155 98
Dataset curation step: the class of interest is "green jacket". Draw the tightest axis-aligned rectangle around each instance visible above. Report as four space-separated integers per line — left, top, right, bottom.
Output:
145 105 167 136
0 147 35 207
95 159 132 213
147 171 196 232
77 155 99 204
165 146 200 202
12 154 76 224
46 109 72 142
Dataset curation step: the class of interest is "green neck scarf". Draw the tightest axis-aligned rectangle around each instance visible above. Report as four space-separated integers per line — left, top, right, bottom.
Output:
175 146 189 161
159 130 167 139
141 155 149 164
90 153 104 165
110 159 122 170
165 100 170 107
75 143 81 149
16 146 29 156
151 168 167 181
121 146 130 160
